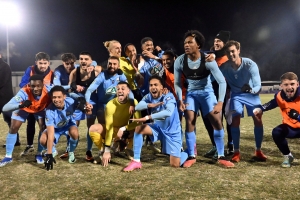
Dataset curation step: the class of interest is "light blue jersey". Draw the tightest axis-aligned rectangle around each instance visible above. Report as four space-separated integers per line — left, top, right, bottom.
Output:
45 97 76 130
136 92 181 134
85 70 128 104
139 57 164 96
53 65 71 90
219 58 261 94
174 53 226 102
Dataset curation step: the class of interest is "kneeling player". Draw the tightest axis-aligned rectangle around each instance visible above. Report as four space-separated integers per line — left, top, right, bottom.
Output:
122 75 188 171
40 86 92 170
89 81 141 166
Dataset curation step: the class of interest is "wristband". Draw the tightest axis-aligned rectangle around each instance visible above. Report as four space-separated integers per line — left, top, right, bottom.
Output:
145 116 149 120
154 56 159 60
104 146 110 153
120 126 126 131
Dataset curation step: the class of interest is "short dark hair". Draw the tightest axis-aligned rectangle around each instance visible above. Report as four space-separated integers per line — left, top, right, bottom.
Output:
29 74 44 81
141 37 153 45
61 53 76 62
35 52 50 61
124 43 135 52
117 81 131 89
183 30 205 48
108 56 120 62
162 50 177 59
49 85 67 97
79 51 92 60
280 72 298 82
149 74 165 87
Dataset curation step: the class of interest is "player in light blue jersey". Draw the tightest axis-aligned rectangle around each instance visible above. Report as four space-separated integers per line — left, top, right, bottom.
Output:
219 40 267 162
122 75 188 171
40 86 92 170
85 56 134 158
174 30 234 168
139 37 164 96
0 75 52 167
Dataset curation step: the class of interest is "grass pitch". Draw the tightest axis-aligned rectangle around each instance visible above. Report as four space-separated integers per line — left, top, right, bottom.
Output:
0 94 299 200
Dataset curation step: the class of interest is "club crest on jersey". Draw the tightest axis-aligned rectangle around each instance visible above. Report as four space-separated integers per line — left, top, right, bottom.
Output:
14 96 22 101
57 120 67 128
234 74 238 79
166 96 172 101
106 86 117 95
66 111 71 116
150 64 161 75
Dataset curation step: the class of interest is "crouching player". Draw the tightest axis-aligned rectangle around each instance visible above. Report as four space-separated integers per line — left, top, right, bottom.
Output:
0 75 51 167
255 72 300 167
89 81 141 166
122 75 189 172
40 86 92 170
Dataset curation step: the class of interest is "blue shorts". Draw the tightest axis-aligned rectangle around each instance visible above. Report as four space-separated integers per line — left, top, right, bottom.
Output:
185 89 217 116
148 123 182 158
11 109 44 123
73 109 86 121
230 93 261 117
43 122 77 145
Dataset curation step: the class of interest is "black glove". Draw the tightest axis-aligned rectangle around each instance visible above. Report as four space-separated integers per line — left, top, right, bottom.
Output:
45 154 56 171
70 82 77 92
117 69 123 75
288 109 300 120
241 84 252 93
19 100 32 108
77 97 86 113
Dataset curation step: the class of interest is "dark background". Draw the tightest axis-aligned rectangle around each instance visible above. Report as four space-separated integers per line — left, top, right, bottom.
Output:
0 0 300 80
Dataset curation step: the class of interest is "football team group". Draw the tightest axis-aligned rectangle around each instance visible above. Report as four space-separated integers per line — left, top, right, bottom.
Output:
0 29 298 171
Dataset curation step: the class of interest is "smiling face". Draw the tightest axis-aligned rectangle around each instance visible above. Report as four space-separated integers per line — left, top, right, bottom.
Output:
226 45 240 63
107 58 119 74
162 54 174 70
281 79 299 99
79 55 92 70
125 45 137 59
116 83 130 103
214 38 225 51
110 42 122 58
36 59 50 72
149 78 163 99
142 40 154 52
29 80 44 97
184 36 200 55
51 91 66 109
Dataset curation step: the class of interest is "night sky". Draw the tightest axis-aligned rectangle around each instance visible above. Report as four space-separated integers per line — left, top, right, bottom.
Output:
0 0 300 80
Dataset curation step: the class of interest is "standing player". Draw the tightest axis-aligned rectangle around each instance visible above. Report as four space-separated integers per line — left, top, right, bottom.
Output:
254 72 299 167
40 86 92 170
174 30 234 168
69 51 101 161
122 75 188 171
0 75 51 167
89 81 141 166
19 52 53 156
220 40 267 162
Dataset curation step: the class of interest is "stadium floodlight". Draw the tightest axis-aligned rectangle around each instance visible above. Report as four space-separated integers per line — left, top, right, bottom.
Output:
0 1 21 66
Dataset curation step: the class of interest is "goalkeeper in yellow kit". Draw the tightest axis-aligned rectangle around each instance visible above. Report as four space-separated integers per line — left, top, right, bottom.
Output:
89 81 141 166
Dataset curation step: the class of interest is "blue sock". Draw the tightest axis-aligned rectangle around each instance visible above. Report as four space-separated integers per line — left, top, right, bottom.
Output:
52 145 56 153
231 127 240 150
214 129 225 157
6 133 17 157
254 126 264 149
37 131 44 154
180 151 188 166
133 132 143 161
69 138 78 152
86 131 93 151
185 131 196 157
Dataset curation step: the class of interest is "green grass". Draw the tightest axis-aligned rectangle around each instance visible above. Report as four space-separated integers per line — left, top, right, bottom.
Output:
0 94 299 200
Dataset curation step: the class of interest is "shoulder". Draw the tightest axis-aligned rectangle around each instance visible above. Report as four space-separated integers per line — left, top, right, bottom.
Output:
242 57 257 67
65 97 75 105
164 92 176 103
45 85 53 92
174 54 185 66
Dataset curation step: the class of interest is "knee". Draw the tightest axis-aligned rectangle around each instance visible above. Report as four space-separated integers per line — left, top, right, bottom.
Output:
272 127 282 139
39 133 47 146
89 124 103 133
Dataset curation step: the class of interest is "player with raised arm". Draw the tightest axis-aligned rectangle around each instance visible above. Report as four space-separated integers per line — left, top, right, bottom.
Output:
123 75 189 171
